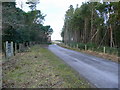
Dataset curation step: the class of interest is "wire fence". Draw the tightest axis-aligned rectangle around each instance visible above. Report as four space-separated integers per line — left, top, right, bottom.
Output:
64 43 118 56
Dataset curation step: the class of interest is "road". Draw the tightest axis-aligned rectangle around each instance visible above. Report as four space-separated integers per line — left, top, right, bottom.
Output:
48 44 119 88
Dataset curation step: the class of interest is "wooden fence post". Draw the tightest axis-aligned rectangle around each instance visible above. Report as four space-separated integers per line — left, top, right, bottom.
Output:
85 45 87 51
11 41 13 56
5 41 14 58
4 42 6 57
103 47 106 53
5 41 8 57
77 44 78 49
15 43 17 54
19 43 22 52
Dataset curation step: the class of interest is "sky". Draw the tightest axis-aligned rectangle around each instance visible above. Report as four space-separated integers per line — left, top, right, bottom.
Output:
16 0 87 40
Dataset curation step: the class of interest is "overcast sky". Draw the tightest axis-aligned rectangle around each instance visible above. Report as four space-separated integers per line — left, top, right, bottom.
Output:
16 0 87 40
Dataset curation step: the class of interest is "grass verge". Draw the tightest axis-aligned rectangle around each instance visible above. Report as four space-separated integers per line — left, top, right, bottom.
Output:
2 45 92 88
57 43 119 63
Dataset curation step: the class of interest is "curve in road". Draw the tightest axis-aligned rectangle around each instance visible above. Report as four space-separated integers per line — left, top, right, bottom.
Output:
48 44 119 88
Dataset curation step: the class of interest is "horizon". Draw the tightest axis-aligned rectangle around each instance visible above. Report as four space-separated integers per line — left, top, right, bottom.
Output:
16 0 87 40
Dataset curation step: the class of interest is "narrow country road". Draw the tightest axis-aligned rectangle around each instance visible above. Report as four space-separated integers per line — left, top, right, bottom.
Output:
48 44 119 88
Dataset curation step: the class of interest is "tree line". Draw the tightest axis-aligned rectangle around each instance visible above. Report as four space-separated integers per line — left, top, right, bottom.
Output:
2 1 53 46
61 1 120 49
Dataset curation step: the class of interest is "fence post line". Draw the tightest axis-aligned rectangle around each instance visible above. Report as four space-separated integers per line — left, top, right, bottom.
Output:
103 47 106 53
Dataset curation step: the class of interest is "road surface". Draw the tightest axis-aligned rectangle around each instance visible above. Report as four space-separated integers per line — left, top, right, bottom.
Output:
48 44 119 88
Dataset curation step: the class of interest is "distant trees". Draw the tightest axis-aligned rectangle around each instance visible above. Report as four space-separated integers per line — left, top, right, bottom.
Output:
61 1 120 48
2 2 53 45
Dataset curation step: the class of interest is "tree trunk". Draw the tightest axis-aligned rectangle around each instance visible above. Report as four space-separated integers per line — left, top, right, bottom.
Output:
84 18 87 43
90 4 94 43
110 24 113 47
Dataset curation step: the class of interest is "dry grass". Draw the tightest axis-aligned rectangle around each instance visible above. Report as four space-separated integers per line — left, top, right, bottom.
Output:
81 50 118 63
2 45 92 88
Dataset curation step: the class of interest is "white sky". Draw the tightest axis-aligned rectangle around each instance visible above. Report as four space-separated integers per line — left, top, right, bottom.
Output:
16 0 87 40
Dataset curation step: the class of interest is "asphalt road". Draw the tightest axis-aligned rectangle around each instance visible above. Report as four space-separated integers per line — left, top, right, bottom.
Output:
48 44 119 88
